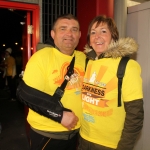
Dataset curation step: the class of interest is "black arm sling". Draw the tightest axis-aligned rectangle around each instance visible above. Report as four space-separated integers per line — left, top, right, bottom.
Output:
16 56 75 123
52 56 75 102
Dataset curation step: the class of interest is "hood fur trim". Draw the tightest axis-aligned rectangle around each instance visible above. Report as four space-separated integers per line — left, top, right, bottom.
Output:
84 37 138 59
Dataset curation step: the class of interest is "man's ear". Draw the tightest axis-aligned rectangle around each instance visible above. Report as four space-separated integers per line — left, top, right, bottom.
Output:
79 31 81 39
51 30 55 39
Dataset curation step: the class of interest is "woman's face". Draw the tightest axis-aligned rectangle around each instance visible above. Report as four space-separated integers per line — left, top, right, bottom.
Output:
90 22 112 56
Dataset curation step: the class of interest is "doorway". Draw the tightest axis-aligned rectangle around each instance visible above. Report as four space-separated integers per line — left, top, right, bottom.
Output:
0 0 40 143
0 1 40 67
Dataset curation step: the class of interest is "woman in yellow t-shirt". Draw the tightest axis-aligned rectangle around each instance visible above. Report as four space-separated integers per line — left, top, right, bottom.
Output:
78 15 144 150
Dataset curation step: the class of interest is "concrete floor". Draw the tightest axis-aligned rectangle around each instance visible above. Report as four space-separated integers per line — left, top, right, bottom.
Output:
0 87 30 150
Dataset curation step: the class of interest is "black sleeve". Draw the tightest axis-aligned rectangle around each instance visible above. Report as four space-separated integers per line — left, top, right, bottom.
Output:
117 99 144 150
16 80 71 123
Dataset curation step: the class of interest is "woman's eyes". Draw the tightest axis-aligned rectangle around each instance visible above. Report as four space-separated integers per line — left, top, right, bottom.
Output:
90 31 96 35
102 30 106 33
90 30 107 35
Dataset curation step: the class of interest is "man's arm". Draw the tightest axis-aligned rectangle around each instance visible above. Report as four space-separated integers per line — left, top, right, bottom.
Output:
16 80 70 123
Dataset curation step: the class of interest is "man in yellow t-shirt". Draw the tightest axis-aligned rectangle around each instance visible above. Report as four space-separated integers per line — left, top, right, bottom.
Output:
17 14 86 150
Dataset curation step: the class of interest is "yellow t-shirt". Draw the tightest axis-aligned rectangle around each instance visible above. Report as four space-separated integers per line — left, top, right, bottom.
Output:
5 56 15 76
23 47 86 132
80 57 143 149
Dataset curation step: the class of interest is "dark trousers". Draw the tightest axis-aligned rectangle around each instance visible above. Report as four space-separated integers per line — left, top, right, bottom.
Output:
77 136 115 150
7 76 16 99
29 128 78 150
0 73 5 89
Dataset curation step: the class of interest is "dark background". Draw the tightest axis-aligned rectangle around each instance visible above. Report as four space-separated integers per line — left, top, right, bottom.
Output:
0 8 26 76
0 8 26 54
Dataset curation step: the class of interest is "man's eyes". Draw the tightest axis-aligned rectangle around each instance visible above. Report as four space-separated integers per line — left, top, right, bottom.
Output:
59 27 78 32
60 27 66 30
72 28 78 32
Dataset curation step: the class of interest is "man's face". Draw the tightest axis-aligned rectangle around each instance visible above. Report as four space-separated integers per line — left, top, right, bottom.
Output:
51 18 81 55
5 51 10 57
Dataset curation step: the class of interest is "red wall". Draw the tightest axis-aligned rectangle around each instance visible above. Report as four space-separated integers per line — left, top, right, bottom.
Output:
77 0 114 51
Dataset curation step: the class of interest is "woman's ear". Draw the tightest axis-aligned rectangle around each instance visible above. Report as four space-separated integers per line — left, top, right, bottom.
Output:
111 39 115 43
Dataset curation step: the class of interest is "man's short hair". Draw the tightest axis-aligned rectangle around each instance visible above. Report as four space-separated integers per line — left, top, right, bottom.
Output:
52 14 80 30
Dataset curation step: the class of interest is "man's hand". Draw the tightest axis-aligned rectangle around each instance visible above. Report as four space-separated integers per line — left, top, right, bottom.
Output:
61 111 79 130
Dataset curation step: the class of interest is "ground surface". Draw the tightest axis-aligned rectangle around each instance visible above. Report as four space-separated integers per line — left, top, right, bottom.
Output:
0 87 29 150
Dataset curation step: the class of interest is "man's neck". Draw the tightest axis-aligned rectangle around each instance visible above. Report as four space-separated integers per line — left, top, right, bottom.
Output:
55 46 74 56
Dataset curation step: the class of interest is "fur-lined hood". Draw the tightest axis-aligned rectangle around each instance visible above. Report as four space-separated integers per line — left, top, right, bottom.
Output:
84 37 138 60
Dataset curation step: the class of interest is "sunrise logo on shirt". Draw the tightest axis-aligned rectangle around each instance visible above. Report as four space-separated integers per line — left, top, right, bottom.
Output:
53 62 85 90
82 63 118 108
